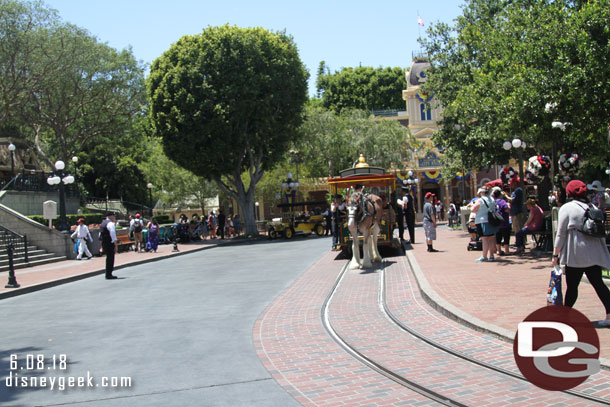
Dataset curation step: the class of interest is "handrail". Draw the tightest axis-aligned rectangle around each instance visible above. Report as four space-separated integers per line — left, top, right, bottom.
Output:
0 224 28 263
0 173 21 193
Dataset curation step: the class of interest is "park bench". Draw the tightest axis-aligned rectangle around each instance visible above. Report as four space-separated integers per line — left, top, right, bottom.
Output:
116 234 134 253
531 216 552 252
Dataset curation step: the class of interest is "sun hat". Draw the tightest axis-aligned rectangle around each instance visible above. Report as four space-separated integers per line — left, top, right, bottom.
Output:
587 180 605 192
566 180 588 199
477 186 487 195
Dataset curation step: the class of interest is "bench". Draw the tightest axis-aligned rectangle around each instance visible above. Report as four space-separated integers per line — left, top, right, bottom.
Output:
531 216 553 252
116 235 134 253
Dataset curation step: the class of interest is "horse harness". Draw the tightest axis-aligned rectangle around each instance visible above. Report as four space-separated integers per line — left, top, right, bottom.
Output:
350 192 377 224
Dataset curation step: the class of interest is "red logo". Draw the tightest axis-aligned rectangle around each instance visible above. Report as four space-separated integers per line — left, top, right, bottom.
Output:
513 306 600 391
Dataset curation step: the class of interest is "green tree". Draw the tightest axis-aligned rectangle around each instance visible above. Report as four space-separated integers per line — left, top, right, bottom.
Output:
20 23 146 167
0 0 58 124
297 105 411 177
147 25 308 235
422 0 610 173
316 65 406 113
139 136 218 213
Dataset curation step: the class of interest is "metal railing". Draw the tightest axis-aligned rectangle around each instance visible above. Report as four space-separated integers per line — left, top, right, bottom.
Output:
0 171 78 196
0 224 28 263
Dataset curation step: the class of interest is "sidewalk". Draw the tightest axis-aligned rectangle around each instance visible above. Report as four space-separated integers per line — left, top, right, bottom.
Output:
406 225 610 361
0 236 254 299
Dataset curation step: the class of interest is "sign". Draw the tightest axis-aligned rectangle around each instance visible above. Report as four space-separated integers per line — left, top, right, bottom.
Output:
43 200 57 220
418 152 441 168
513 306 600 391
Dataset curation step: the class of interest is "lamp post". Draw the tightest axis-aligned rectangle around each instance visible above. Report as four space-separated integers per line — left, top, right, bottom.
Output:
402 170 420 211
503 138 527 190
147 183 153 216
47 160 75 232
8 142 15 178
281 172 299 205
255 201 260 221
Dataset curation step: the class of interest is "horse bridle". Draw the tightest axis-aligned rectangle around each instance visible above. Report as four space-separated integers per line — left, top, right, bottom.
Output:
348 192 376 224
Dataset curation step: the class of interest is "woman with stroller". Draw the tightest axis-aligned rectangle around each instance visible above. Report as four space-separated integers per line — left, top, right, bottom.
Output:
470 186 498 262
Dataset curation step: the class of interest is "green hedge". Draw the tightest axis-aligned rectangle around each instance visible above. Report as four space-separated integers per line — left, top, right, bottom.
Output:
153 214 171 224
29 213 104 228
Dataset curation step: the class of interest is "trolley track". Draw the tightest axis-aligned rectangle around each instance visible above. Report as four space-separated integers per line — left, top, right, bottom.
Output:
322 256 610 406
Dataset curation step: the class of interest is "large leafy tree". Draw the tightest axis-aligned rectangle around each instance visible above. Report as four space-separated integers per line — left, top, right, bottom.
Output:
0 0 58 125
148 25 308 235
316 65 406 113
21 23 146 167
297 105 411 177
422 0 610 173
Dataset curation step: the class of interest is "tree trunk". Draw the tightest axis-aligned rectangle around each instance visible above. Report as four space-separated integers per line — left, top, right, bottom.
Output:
238 198 258 236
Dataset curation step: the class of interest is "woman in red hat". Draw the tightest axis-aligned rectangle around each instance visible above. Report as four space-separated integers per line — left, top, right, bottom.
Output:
70 218 93 260
553 180 610 325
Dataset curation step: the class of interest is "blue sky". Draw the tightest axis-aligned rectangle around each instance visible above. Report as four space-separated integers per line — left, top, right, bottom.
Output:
44 0 465 96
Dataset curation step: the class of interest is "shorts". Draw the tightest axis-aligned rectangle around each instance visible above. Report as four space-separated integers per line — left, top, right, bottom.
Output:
477 222 497 237
423 221 436 241
495 228 510 245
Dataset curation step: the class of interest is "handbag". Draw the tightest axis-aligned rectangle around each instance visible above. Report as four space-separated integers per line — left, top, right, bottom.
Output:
483 198 503 227
547 266 563 306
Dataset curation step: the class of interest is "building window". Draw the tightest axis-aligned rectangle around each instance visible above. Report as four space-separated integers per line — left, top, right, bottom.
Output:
420 103 432 121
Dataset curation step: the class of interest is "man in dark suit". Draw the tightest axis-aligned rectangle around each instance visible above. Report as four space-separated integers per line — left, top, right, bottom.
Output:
395 190 405 242
217 209 226 239
100 213 118 279
404 189 416 244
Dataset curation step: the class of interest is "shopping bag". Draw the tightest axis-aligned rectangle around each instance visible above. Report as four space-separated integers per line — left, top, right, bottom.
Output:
73 239 80 254
546 266 563 306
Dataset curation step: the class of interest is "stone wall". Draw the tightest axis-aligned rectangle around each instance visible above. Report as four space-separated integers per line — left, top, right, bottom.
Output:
0 190 79 216
0 203 74 259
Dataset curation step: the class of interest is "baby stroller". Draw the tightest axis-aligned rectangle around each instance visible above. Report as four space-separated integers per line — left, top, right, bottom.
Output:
467 221 482 251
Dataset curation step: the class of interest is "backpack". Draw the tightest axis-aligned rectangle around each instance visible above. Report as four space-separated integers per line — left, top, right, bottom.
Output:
133 219 143 233
577 202 605 238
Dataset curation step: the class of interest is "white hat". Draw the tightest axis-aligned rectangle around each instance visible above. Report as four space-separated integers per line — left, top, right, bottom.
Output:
477 187 487 195
587 180 605 192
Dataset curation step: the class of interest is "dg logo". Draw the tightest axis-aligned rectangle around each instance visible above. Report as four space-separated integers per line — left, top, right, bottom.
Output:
513 306 600 391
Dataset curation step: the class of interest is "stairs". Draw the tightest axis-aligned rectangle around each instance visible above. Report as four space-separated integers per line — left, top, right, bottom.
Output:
0 242 65 273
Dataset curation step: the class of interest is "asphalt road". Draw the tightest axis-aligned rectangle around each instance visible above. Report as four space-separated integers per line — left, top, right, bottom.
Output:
1 237 332 407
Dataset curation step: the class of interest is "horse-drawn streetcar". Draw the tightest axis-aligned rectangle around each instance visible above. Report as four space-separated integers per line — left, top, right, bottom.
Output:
328 156 401 260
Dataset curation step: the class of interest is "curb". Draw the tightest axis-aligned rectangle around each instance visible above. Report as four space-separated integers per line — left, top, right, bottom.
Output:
0 237 260 301
403 245 610 370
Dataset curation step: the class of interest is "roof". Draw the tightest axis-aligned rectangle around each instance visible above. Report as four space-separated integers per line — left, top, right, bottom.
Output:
328 173 396 189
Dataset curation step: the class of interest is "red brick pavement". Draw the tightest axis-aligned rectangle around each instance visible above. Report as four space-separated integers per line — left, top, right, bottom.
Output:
0 237 244 298
253 253 440 406
328 260 596 406
409 226 610 360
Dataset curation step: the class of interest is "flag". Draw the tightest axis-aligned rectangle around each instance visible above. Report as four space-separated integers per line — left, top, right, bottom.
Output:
417 16 424 26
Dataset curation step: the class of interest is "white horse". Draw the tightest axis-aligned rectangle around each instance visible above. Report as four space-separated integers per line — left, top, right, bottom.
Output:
346 192 383 269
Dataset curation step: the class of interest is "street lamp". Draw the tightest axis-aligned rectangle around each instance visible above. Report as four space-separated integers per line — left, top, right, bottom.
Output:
8 143 15 178
47 160 75 232
147 183 153 215
255 201 260 221
503 138 527 190
281 172 299 204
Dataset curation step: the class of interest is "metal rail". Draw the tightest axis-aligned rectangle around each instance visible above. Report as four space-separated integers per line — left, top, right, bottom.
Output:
0 224 28 263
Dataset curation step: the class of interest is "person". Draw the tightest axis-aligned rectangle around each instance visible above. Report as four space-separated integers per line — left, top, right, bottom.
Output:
130 213 144 252
217 209 226 239
71 218 93 260
404 189 416 244
553 180 610 325
208 212 216 239
147 217 160 252
514 198 544 254
100 213 118 279
556 176 570 207
233 214 241 236
448 201 458 227
227 215 234 237
323 206 332 236
331 195 345 251
508 178 524 243
588 180 606 210
179 214 189 224
470 186 498 262
492 187 511 256
395 189 405 242
423 192 438 252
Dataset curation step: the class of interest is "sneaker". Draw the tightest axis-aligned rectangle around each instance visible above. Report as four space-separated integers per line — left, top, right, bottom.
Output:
598 320 610 327
475 257 488 262
429 248 439 252
489 256 495 262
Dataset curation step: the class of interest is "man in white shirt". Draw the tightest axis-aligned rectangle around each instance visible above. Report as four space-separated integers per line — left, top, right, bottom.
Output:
130 213 144 252
70 218 93 260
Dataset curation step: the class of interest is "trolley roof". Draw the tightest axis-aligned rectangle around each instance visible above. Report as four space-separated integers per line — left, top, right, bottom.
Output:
328 173 396 189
